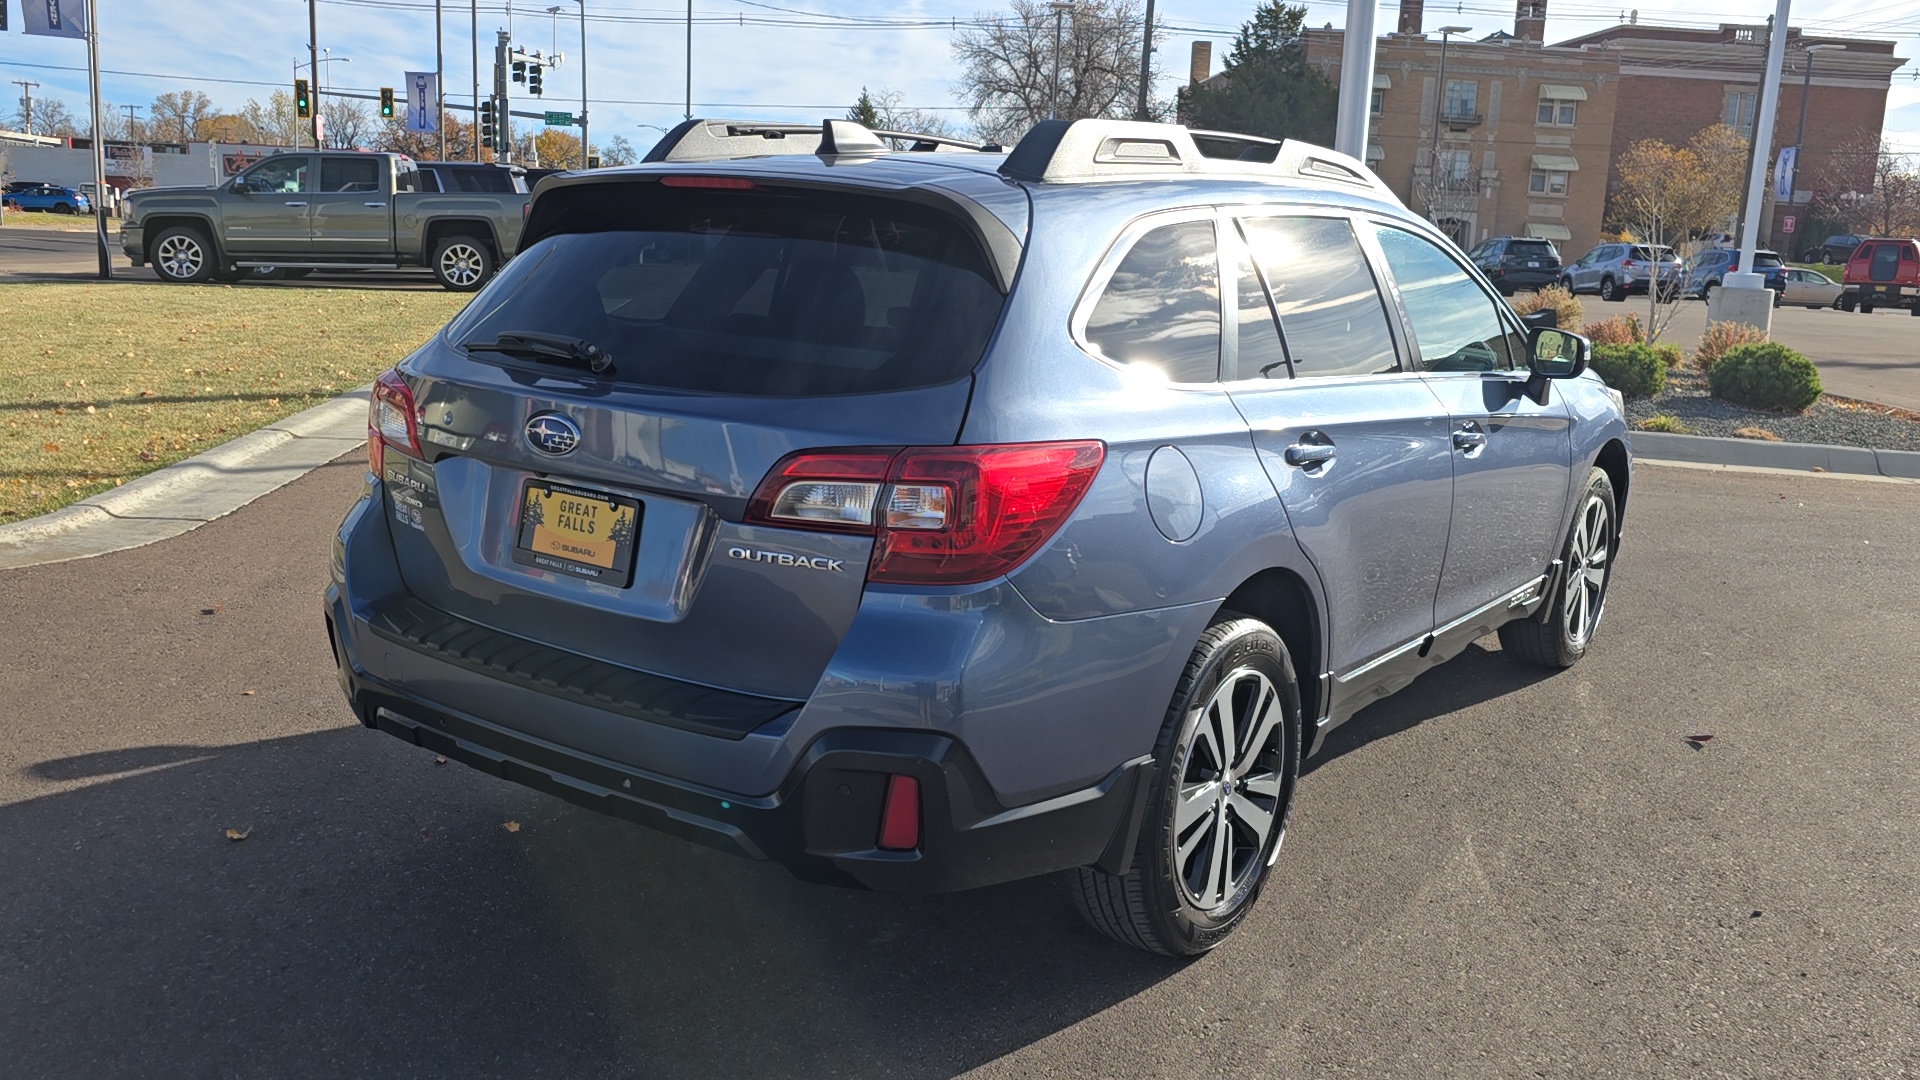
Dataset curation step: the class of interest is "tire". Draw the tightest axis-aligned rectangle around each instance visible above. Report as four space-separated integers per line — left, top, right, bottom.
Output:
1600 276 1621 302
1772 290 1783 308
1558 276 1574 294
150 225 216 284
1861 303 1874 314
1839 295 1856 313
431 235 493 291
1069 614 1300 957
1500 467 1617 669
54 202 71 214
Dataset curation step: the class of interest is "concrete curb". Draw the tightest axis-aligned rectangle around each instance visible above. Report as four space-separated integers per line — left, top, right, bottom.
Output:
1631 431 1920 481
0 388 370 570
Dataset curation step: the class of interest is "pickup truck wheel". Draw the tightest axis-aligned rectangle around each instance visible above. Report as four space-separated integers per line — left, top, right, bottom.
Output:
1069 614 1299 956
151 226 215 284
432 236 492 291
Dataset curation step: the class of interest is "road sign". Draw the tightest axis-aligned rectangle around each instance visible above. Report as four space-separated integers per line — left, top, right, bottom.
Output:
544 111 575 126
1782 215 1797 234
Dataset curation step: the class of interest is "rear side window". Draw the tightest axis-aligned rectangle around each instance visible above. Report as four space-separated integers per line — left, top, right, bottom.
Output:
1240 216 1398 379
1085 220 1221 384
445 184 1006 397
320 157 381 193
443 167 517 193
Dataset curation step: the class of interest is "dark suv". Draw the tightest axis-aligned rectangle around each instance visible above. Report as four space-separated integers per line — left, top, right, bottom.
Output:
325 118 1630 955
1466 235 1562 295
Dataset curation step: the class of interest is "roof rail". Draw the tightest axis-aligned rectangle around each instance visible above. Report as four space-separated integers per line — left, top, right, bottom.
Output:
997 119 1401 206
642 118 1003 164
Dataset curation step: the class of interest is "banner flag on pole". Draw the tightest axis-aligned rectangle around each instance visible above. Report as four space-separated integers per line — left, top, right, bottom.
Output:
23 0 88 37
1774 146 1797 201
405 71 440 133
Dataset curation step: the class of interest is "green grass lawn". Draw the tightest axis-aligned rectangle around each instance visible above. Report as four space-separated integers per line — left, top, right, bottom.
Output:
0 210 109 232
1 283 470 524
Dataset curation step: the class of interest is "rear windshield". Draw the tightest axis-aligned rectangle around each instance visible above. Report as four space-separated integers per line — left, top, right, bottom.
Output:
447 184 1005 396
1752 252 1784 268
1629 246 1673 260
1508 240 1556 258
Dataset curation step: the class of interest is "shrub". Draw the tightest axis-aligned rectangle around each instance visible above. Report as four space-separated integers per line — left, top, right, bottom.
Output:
1508 284 1584 331
1693 320 1768 372
1581 313 1644 347
1653 343 1684 368
1589 342 1667 399
1709 342 1822 412
1636 414 1692 434
1734 426 1780 441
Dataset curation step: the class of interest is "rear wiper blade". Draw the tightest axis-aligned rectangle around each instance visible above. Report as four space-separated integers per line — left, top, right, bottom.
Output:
461 331 613 374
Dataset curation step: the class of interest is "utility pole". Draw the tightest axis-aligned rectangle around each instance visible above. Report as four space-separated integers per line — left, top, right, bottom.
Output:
436 0 447 160
84 0 108 277
1050 2 1072 121
1135 0 1155 121
10 80 39 135
471 0 480 161
576 0 589 165
495 29 513 163
121 103 142 141
307 0 321 149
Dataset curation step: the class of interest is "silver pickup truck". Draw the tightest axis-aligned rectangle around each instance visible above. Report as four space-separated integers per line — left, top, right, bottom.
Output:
122 152 528 291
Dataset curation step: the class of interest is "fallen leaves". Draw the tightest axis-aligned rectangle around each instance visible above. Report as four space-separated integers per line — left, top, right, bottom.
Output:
432 754 448 765
199 603 224 616
241 689 256 696
1685 734 1714 751
225 826 253 842
502 821 521 833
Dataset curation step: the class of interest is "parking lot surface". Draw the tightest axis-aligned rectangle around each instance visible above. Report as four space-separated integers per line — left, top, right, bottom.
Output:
2 455 1915 1077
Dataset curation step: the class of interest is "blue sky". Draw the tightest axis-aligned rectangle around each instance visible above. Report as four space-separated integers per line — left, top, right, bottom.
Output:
2 0 1916 153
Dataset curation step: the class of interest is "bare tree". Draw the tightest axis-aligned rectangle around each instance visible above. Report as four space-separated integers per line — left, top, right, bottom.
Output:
1809 131 1920 239
1607 125 1746 344
148 90 215 144
322 99 376 149
850 86 957 140
236 92 305 147
598 134 637 166
952 0 1154 146
9 95 80 137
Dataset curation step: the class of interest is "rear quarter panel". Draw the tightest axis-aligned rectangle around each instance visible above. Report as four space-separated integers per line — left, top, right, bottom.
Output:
394 192 530 261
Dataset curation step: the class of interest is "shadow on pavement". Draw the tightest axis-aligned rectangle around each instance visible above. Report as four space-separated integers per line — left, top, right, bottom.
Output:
1 724 1179 1079
1304 641 1556 775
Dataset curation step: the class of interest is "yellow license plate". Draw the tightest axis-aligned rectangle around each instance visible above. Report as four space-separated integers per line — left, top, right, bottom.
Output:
511 480 642 587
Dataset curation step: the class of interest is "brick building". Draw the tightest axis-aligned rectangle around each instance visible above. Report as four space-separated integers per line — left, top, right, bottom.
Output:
1559 21 1907 253
1291 0 1907 259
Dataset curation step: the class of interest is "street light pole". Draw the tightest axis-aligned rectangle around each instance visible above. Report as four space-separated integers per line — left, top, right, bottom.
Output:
1429 26 1470 199
685 0 693 119
471 0 480 161
1134 0 1155 121
575 0 589 165
307 0 321 149
1050 2 1073 121
1793 43 1842 160
1333 0 1380 159
436 0 446 160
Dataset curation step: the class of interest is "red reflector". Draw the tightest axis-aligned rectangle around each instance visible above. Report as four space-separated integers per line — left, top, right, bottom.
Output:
660 175 756 190
877 774 921 851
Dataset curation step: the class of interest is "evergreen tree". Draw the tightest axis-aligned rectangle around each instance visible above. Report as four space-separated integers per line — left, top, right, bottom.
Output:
1178 2 1336 146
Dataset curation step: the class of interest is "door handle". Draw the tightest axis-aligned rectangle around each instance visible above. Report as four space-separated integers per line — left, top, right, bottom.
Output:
363 201 387 207
1452 425 1488 451
284 201 308 207
1284 442 1336 468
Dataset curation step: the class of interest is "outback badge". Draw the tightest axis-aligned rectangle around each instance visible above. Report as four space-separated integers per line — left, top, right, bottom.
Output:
524 412 581 456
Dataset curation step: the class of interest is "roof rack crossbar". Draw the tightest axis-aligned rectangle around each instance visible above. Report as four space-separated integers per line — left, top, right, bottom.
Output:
643 118 1002 163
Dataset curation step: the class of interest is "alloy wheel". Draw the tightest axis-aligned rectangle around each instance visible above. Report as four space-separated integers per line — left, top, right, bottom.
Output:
1172 666 1287 911
438 243 485 287
1564 493 1611 647
156 234 204 280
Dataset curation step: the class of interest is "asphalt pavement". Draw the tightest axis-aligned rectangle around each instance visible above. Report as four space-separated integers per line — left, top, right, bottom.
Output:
1 456 1916 1078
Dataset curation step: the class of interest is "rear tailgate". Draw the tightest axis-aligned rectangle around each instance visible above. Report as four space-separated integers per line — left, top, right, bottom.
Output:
374 177 1011 704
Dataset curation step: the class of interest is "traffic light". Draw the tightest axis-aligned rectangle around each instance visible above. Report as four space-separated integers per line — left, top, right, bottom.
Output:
379 87 395 118
479 96 497 149
295 79 311 119
527 65 543 96
512 60 527 84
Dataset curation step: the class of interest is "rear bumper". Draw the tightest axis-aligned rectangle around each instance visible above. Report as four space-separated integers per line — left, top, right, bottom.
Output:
327 605 1153 892
1849 284 1919 305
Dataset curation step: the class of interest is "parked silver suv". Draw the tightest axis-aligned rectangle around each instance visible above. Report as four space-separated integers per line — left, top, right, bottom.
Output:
325 119 1631 955
1560 242 1682 302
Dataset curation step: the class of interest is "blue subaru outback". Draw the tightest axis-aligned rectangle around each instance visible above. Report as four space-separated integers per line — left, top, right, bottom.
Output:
326 118 1630 955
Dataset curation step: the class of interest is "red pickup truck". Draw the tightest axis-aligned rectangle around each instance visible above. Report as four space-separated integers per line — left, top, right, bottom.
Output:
1840 237 1920 315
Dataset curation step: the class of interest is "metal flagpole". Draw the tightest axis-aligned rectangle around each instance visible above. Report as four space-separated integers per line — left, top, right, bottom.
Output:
436 0 446 160
86 0 110 278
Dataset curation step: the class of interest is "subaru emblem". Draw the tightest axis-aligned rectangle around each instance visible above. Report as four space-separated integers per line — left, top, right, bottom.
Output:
524 412 581 456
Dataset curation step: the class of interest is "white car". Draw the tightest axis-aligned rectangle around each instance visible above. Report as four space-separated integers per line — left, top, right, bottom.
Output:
1775 268 1846 309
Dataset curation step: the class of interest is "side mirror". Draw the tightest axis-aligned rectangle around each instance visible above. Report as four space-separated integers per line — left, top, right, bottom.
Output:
1525 327 1589 405
232 178 251 194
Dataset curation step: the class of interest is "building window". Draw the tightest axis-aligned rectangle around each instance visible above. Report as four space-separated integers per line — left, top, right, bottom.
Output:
1536 99 1577 125
1439 149 1473 189
1528 169 1569 196
1371 88 1384 115
1723 91 1756 136
1443 80 1478 120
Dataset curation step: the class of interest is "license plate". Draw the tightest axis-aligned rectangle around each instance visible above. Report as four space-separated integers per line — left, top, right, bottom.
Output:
512 480 641 587
1527 261 1540 268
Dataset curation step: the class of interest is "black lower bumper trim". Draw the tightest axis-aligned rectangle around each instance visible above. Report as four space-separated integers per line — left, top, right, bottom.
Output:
349 679 1153 894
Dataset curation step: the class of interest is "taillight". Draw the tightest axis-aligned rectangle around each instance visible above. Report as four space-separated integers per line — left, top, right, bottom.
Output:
1622 259 1637 268
744 441 1105 586
660 175 756 190
367 369 421 475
